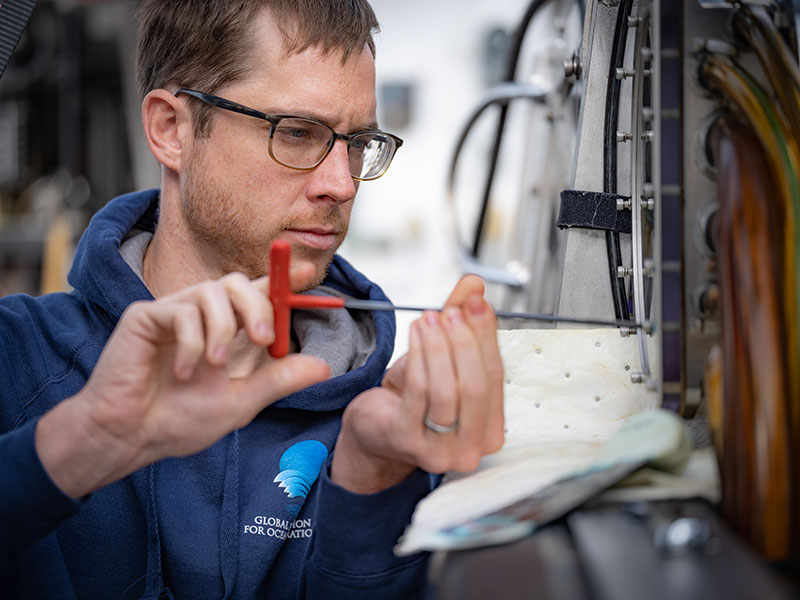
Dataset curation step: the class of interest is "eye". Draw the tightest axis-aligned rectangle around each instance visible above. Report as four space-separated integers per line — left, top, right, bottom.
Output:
276 126 313 140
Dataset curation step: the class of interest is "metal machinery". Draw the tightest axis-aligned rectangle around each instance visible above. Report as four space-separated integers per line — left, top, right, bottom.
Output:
448 0 799 581
0 0 137 296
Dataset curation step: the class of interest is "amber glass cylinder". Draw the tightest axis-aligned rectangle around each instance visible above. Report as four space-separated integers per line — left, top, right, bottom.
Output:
712 117 797 560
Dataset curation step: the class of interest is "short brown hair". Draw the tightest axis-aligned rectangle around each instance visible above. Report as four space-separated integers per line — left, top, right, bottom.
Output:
135 0 379 136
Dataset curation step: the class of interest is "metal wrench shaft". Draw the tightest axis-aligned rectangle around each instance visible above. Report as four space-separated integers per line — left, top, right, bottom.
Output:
268 240 645 358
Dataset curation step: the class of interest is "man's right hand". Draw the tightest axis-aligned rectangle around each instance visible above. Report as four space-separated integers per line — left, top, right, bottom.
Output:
35 270 330 499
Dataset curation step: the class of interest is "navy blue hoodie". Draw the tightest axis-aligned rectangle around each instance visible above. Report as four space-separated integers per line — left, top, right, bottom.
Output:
0 190 432 599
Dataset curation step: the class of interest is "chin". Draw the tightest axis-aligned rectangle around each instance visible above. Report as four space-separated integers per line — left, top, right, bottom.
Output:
283 248 335 291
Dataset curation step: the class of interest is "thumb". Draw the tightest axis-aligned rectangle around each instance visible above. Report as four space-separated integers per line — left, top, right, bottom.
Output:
232 355 330 425
251 260 318 295
444 274 485 307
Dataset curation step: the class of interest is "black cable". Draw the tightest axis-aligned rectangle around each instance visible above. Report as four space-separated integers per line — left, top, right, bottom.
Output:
470 0 549 257
642 29 654 320
602 0 634 321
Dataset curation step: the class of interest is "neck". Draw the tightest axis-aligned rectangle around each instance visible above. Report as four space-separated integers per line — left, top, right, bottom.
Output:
143 186 223 298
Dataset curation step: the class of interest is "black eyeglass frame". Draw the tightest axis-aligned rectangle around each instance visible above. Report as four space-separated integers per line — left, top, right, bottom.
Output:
174 88 403 181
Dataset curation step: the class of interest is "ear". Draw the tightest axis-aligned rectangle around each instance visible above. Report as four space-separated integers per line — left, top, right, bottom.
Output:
141 89 192 173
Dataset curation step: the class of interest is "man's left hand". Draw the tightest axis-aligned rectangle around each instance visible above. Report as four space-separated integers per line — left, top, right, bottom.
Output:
331 276 504 493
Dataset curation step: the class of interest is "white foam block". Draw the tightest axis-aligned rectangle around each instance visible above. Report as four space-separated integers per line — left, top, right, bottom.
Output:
499 328 659 448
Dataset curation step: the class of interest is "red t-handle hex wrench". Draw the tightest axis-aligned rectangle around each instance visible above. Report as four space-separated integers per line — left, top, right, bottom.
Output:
267 240 641 358
268 239 345 358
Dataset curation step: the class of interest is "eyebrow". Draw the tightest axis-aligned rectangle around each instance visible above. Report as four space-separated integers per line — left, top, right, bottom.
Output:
265 107 379 132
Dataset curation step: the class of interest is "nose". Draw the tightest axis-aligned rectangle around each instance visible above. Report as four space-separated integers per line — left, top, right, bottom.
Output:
306 139 357 204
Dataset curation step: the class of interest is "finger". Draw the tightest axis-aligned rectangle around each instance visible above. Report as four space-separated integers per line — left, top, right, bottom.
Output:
251 258 318 295
125 300 206 380
221 272 274 346
231 354 330 427
193 282 239 366
463 295 505 453
418 311 459 431
441 306 489 471
289 260 317 292
401 320 429 426
170 303 206 380
381 353 407 395
444 274 485 308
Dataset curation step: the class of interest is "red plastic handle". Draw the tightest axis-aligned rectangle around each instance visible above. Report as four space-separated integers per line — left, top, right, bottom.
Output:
268 240 345 358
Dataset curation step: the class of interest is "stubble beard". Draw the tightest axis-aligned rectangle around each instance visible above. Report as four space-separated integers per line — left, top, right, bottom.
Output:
181 155 348 289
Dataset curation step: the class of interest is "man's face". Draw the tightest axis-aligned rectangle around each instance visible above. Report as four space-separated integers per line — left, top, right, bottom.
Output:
179 9 377 286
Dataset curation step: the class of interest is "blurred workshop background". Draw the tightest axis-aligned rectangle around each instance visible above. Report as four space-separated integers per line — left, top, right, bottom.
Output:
0 0 542 363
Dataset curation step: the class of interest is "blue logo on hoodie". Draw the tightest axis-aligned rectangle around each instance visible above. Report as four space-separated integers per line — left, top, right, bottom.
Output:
273 441 328 501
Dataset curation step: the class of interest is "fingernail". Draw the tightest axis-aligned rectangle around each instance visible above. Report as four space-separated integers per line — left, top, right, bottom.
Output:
445 308 462 326
467 296 486 315
256 321 271 340
424 311 439 328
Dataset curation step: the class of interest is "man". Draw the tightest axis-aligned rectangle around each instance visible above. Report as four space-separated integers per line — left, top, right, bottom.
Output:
0 1 504 598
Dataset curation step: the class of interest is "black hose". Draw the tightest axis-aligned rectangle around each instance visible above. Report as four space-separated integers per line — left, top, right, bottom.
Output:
603 0 634 321
470 0 550 257
643 29 654 320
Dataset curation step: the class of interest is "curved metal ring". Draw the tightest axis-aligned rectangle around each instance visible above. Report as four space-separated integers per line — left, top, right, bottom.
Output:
424 415 458 434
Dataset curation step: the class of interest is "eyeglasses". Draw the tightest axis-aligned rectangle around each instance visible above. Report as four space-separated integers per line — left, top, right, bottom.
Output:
175 89 403 181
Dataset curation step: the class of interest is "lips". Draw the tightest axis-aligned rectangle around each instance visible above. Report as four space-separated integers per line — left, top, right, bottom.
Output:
283 228 341 250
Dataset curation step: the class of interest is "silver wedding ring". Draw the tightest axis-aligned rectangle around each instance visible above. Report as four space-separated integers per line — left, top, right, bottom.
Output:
424 414 458 434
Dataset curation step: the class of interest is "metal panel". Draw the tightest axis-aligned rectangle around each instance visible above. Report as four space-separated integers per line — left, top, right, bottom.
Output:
680 1 729 414
557 1 622 322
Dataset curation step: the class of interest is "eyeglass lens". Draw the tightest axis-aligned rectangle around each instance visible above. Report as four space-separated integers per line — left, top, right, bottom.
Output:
270 118 395 180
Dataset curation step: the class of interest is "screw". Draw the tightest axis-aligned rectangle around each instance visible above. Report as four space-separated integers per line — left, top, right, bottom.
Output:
564 54 582 80
617 131 633 142
617 198 632 211
616 68 636 80
617 266 633 278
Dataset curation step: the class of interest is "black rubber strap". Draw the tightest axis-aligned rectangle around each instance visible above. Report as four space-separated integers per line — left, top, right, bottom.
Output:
557 189 632 233
0 0 38 80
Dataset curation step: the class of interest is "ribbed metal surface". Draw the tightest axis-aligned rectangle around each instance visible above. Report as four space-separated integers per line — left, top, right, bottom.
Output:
0 0 38 79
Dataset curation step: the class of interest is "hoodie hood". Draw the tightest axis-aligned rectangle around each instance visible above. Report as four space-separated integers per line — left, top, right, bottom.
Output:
68 189 159 320
67 189 395 413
